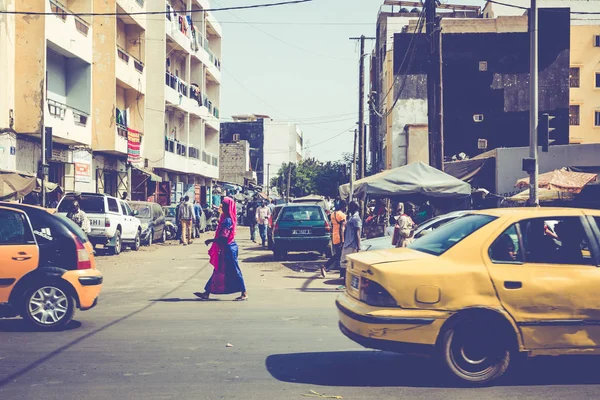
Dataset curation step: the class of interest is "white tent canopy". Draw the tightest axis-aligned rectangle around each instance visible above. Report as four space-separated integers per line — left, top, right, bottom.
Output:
339 162 472 200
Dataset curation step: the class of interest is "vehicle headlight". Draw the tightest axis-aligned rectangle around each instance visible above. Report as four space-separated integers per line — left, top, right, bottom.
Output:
140 223 149 231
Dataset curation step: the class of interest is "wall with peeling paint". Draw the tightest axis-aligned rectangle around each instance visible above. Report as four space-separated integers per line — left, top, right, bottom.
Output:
14 0 45 136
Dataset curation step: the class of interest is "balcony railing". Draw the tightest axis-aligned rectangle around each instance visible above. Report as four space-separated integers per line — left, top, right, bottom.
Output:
165 71 188 97
49 0 89 36
117 47 130 63
189 146 200 159
72 108 89 126
165 137 175 153
202 151 218 166
117 124 128 138
47 99 66 119
176 142 187 156
212 106 219 119
190 85 203 106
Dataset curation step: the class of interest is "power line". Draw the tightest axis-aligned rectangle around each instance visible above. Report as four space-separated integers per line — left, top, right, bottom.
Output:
0 0 313 16
262 125 355 154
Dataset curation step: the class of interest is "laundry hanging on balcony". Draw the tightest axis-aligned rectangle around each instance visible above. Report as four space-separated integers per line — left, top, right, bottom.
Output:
127 128 142 166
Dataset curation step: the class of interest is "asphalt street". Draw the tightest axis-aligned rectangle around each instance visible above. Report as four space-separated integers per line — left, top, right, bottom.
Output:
2 228 600 400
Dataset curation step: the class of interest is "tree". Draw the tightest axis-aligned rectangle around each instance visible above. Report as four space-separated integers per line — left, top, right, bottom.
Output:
270 158 350 199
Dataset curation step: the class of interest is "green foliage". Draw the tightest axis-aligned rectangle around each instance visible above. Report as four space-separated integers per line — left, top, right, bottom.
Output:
270 158 349 198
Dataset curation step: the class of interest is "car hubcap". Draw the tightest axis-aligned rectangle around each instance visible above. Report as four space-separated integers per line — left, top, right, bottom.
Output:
28 287 68 325
449 328 503 377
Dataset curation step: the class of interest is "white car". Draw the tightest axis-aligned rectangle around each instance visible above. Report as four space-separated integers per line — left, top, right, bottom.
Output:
57 192 142 255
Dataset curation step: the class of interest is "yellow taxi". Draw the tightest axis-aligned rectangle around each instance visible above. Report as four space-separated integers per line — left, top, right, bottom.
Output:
0 205 102 330
338 208 600 385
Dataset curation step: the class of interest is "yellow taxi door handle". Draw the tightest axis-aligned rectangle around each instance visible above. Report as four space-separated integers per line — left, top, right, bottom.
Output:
12 252 32 261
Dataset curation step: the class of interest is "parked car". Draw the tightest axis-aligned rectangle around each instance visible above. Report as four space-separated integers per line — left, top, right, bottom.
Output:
337 208 600 385
57 192 142 255
0 205 102 330
272 204 333 260
267 204 286 249
361 210 470 251
129 201 166 245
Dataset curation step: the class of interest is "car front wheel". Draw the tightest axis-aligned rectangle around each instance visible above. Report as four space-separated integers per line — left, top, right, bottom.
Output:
147 229 154 246
22 284 75 330
132 231 141 251
441 320 512 385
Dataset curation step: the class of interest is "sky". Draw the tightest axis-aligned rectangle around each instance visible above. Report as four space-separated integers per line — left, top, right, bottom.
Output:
215 0 485 162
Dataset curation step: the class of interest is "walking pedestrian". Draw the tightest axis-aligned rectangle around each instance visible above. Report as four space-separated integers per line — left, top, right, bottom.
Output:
321 200 347 278
393 202 417 248
179 196 194 245
340 201 362 283
247 201 258 242
193 200 203 238
67 200 91 235
175 197 185 242
256 200 271 247
194 197 248 301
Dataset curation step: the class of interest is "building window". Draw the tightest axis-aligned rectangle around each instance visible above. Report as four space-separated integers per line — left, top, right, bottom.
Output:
569 105 580 126
479 61 488 71
569 67 580 88
473 114 484 122
595 35 600 47
596 72 600 88
595 111 600 127
232 134 240 142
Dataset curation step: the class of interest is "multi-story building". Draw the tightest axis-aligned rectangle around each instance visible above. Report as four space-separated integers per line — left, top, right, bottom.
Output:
145 0 222 204
373 4 570 170
219 115 303 188
219 141 257 186
0 0 94 200
371 1 481 172
483 0 600 145
0 0 222 205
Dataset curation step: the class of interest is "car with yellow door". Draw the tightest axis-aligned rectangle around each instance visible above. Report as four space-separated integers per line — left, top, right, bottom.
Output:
0 205 102 330
337 208 600 385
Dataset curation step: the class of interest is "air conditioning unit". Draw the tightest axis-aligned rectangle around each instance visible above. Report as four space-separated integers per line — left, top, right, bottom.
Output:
473 114 484 122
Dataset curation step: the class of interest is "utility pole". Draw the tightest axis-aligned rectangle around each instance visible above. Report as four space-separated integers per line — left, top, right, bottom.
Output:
528 0 539 206
266 163 270 197
349 128 357 201
286 163 292 202
425 0 444 170
41 126 47 207
350 35 375 179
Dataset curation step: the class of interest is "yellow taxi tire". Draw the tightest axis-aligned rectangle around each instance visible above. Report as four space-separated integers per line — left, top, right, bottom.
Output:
439 318 512 386
21 282 76 331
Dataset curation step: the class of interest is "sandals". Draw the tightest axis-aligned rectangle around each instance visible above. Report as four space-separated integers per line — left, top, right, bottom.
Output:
234 296 248 301
320 267 326 278
194 292 210 300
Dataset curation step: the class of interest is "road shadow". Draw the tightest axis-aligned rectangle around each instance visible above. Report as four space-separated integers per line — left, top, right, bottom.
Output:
266 351 600 388
0 319 82 333
149 297 220 302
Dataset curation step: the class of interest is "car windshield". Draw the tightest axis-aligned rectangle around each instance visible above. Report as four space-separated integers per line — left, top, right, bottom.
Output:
58 196 105 213
408 214 496 256
164 207 176 218
130 204 152 218
280 206 323 221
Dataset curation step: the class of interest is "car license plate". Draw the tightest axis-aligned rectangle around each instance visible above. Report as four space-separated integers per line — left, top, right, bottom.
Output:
90 219 102 226
351 275 360 289
292 229 311 235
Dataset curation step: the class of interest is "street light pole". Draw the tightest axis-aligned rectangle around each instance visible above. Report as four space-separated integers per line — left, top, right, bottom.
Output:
528 0 539 206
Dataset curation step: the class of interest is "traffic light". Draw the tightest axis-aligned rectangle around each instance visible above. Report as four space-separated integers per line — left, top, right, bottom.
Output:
538 113 555 153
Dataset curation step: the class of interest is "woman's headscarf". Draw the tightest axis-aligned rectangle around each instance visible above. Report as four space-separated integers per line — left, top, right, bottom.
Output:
208 197 237 269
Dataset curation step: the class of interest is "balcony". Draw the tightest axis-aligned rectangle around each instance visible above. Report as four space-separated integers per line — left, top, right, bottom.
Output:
116 0 146 29
162 138 218 178
46 0 92 62
165 71 189 109
165 4 192 53
205 10 222 38
116 46 146 93
45 99 91 146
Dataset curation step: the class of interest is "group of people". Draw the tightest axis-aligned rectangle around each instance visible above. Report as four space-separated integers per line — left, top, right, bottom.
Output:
246 199 275 247
174 196 205 245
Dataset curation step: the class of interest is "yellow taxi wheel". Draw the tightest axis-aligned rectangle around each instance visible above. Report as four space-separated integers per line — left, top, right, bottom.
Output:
441 321 511 385
22 283 76 331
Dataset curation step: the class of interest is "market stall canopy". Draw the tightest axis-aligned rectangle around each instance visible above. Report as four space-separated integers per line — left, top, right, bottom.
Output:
33 179 62 193
0 169 37 201
339 162 472 200
515 168 597 194
508 188 575 203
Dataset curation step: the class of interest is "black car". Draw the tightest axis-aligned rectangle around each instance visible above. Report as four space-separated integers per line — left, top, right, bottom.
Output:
128 201 166 245
0 202 91 269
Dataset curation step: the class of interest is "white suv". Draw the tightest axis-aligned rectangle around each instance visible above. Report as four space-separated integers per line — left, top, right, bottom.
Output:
57 192 142 255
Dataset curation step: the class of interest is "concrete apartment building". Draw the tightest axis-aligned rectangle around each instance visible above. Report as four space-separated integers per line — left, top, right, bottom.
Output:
218 141 257 186
0 0 221 205
483 0 600 145
219 115 303 188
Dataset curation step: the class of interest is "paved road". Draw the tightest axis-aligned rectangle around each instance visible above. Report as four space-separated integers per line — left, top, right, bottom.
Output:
2 228 600 399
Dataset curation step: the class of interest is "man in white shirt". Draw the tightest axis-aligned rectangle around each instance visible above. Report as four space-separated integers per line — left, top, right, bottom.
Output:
255 200 271 247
